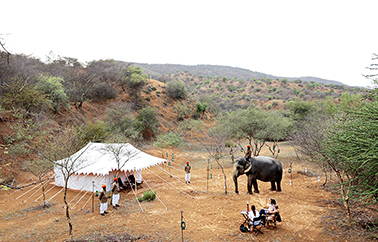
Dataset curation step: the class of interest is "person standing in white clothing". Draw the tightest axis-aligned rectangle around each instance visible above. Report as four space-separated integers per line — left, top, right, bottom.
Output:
185 161 191 184
112 177 120 209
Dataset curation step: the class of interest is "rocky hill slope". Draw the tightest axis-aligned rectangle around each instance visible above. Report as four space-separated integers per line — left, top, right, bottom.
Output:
134 63 347 86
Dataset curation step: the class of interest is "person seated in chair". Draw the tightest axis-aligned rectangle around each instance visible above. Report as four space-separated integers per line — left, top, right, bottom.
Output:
248 205 264 230
128 174 136 188
265 198 280 222
265 198 277 213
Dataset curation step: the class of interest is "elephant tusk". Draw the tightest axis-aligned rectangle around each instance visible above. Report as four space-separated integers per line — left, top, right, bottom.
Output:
244 164 252 173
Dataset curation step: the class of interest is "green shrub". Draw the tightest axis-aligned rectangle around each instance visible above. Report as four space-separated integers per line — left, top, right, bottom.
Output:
87 82 117 100
1 79 51 112
138 190 156 202
154 132 183 148
77 121 109 144
195 102 208 116
34 75 69 112
134 106 159 138
166 81 187 100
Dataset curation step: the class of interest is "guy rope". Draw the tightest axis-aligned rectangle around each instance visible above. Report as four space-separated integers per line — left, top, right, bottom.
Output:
156 165 205 193
145 168 195 199
142 177 168 210
125 174 144 213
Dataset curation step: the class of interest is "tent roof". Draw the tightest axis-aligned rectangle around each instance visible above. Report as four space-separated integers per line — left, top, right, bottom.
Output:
55 142 166 175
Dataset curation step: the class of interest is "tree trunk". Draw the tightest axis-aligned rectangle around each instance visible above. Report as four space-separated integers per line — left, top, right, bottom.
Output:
322 170 328 187
41 179 47 208
338 172 352 226
64 180 74 241
345 196 352 226
215 158 227 195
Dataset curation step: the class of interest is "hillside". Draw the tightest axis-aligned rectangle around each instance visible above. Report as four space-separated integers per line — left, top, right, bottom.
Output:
134 63 347 86
136 71 366 113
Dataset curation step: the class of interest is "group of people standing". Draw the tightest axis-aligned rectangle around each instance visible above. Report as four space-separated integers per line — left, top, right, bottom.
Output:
98 177 121 216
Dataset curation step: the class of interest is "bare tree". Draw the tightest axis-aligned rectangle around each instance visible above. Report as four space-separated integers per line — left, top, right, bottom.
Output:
193 121 232 194
22 158 53 207
102 142 139 177
36 128 93 241
292 112 334 186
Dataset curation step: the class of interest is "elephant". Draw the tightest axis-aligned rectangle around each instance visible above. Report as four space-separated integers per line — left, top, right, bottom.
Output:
232 156 282 194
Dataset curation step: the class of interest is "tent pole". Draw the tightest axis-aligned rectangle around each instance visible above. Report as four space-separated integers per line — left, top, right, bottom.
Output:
207 159 209 193
125 174 144 213
92 181 94 212
134 167 137 194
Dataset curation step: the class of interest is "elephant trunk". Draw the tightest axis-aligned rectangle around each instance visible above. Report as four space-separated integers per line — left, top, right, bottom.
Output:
232 166 239 194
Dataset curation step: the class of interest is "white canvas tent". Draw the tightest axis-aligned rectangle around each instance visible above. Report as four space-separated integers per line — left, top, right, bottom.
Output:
54 142 167 192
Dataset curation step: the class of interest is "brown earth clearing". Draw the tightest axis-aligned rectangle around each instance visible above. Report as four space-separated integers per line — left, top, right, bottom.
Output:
1 143 376 242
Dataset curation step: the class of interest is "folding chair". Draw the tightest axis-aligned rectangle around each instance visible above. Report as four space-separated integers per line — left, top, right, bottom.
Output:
266 212 281 229
248 215 265 236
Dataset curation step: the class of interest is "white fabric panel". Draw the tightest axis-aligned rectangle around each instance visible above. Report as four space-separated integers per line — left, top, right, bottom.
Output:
135 169 142 183
53 142 165 192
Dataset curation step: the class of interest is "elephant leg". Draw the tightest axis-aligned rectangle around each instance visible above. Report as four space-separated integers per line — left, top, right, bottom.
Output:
232 171 239 194
252 179 259 193
270 181 277 191
247 175 253 194
276 181 282 192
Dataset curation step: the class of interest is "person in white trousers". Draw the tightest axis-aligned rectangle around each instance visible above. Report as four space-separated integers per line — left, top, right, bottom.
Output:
112 177 120 209
185 161 191 184
99 185 108 216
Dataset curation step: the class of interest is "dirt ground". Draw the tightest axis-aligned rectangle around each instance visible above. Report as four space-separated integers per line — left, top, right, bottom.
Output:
0 144 369 242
